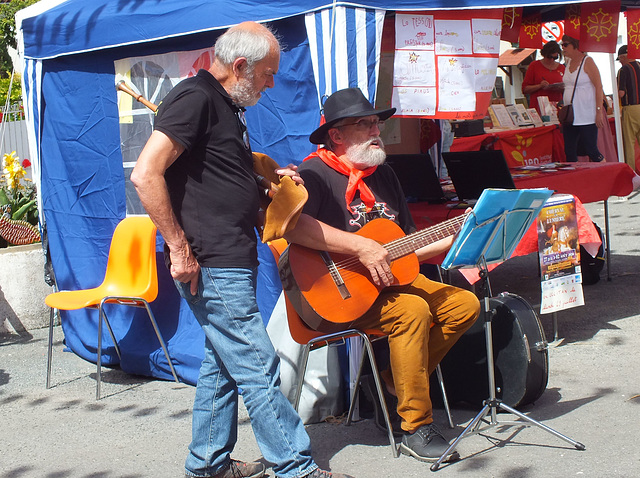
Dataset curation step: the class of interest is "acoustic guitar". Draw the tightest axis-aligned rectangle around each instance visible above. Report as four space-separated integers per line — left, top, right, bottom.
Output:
278 213 470 332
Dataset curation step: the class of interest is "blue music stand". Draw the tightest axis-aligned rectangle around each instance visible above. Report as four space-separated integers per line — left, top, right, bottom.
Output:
431 188 585 471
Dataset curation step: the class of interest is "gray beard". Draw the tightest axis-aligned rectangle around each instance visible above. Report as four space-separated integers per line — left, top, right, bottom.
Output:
230 75 262 107
346 138 386 168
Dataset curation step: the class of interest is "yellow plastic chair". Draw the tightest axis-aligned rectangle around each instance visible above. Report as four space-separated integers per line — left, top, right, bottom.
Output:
45 216 180 399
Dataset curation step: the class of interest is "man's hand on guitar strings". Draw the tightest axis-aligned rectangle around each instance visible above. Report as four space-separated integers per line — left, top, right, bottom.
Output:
356 237 394 287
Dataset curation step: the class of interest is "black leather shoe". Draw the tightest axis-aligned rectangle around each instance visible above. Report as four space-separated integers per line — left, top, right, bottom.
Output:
399 423 459 463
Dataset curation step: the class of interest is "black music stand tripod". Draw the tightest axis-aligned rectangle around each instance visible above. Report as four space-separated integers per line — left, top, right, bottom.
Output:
431 205 586 471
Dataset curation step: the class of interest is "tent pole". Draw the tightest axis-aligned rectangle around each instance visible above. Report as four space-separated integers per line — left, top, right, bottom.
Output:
610 53 624 164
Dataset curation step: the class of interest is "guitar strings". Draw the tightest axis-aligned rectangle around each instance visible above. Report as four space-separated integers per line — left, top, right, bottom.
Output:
330 214 469 276
333 214 467 271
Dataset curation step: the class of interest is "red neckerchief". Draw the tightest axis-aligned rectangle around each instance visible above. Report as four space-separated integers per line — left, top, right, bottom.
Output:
304 147 377 212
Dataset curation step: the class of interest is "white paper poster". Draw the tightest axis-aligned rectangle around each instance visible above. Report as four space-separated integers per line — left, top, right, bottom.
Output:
392 10 502 119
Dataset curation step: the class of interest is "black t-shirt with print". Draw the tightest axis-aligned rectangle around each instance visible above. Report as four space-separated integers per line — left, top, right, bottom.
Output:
154 69 259 269
298 157 416 235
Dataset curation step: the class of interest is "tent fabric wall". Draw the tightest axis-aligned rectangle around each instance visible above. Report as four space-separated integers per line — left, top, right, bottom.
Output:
305 7 385 107
26 16 321 386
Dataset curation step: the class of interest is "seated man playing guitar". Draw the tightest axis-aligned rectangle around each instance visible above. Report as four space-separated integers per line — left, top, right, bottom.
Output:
283 88 480 463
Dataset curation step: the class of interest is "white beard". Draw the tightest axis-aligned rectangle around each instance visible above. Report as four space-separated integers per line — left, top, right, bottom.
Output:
346 138 386 168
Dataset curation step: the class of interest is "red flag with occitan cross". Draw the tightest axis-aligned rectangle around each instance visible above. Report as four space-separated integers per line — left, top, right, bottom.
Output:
564 5 581 41
580 0 620 53
626 8 640 59
501 7 523 43
519 13 542 49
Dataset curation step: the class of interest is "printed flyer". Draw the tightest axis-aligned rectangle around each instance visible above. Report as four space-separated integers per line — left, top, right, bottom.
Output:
537 194 584 313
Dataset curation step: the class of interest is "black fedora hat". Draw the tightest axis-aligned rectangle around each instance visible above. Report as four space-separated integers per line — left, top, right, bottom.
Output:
309 88 396 144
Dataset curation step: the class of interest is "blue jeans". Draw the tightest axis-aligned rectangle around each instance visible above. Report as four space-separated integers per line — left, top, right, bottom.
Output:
176 267 317 478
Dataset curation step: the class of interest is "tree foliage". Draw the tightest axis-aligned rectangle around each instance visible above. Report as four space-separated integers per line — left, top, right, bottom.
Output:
0 0 38 77
0 73 22 104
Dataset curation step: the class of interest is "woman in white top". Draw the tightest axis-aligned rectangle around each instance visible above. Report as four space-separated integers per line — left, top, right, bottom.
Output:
561 35 605 162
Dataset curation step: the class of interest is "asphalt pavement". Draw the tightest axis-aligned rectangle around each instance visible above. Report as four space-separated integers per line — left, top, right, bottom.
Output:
1 191 639 478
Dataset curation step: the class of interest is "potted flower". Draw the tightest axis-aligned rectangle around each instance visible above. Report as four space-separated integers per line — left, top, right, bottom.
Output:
0 151 40 248
0 151 49 332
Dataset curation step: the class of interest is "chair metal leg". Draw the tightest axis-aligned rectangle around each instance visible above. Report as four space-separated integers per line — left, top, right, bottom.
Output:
99 310 121 361
293 343 312 411
435 363 454 429
361 334 399 458
346 336 369 426
142 301 180 383
46 307 55 389
97 305 104 400
96 300 122 400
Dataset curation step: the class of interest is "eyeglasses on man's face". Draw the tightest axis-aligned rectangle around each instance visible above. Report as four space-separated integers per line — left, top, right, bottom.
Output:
561 42 571 48
338 118 385 132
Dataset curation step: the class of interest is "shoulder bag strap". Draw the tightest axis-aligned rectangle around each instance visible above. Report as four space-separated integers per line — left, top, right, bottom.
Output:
569 56 586 104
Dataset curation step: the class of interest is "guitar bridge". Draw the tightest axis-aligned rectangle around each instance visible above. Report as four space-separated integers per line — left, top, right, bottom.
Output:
320 251 351 300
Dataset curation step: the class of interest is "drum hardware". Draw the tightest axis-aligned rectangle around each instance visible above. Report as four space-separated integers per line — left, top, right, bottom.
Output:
535 340 548 352
431 202 585 471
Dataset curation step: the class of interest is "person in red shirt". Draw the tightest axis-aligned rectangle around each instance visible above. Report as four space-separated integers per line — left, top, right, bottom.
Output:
522 41 565 114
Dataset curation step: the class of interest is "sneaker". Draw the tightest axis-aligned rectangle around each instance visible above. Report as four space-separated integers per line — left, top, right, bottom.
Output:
360 374 402 437
186 459 266 478
399 423 459 463
304 469 355 478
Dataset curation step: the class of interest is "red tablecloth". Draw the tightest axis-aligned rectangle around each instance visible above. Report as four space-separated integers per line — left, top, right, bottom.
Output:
451 125 565 166
408 197 600 261
511 162 634 203
452 120 625 166
409 197 601 283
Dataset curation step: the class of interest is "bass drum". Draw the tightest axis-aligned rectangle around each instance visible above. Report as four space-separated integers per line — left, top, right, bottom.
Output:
437 292 549 409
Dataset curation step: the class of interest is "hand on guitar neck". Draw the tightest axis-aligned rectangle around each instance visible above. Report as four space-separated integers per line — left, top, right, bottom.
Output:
279 212 471 332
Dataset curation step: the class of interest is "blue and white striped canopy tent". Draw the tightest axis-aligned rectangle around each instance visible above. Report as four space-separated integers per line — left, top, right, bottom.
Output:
17 0 585 421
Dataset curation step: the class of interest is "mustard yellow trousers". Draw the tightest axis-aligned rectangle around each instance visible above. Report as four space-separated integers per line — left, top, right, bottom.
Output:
622 104 640 172
355 273 480 433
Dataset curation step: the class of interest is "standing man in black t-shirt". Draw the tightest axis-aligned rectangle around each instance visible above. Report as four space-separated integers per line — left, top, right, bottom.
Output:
132 22 352 478
285 88 480 464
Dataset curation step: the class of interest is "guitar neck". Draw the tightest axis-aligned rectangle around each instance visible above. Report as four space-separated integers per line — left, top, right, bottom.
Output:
385 212 469 261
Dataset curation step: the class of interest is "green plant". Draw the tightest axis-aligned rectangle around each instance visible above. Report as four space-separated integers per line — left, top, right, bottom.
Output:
0 151 39 247
0 73 23 107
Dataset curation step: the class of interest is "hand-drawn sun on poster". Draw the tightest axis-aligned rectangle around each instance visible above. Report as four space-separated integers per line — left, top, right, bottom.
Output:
409 52 420 63
448 57 457 67
583 8 616 42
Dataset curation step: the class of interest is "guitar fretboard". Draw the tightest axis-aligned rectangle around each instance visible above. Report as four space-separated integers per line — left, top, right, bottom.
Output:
385 213 469 261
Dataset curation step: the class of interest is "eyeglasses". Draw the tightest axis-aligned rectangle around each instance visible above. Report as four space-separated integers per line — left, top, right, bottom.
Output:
337 118 385 132
561 42 571 48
